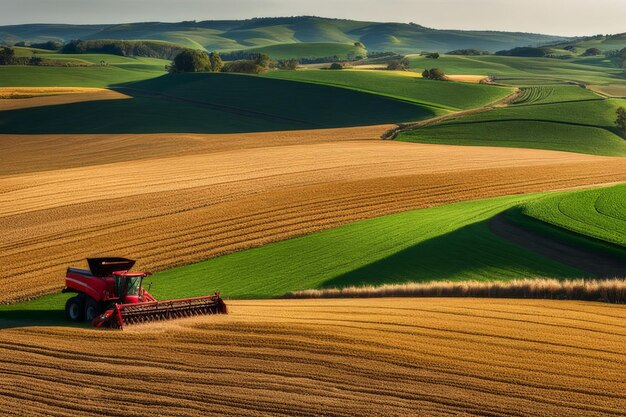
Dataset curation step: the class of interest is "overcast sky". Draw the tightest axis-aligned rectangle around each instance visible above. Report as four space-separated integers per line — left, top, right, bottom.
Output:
1 0 624 36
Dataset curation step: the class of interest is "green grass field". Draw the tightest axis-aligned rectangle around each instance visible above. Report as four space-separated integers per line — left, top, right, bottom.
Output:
511 85 602 105
398 97 626 156
0 192 584 319
512 184 626 253
264 69 513 110
550 34 626 54
0 52 169 88
0 72 435 133
408 54 625 86
246 42 366 59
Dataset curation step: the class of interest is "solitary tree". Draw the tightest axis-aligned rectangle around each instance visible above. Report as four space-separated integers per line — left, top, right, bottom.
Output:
170 49 211 73
209 51 223 72
422 68 447 80
354 41 365 49
0 47 15 65
616 107 626 135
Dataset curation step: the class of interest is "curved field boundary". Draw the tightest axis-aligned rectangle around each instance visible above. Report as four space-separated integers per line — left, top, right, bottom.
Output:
511 86 556 105
383 89 521 139
489 213 626 277
5 137 626 302
1 298 625 416
3 140 626 302
517 184 626 247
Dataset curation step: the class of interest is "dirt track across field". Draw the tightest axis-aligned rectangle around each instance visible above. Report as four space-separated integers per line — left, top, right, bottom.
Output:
1 298 624 416
2 131 626 302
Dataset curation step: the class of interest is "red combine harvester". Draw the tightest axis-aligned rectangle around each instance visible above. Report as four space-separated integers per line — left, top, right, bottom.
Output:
62 257 227 329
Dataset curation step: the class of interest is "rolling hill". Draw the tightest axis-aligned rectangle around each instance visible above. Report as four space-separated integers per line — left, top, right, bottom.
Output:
0 193 580 308
549 33 626 53
0 16 569 54
263 69 513 110
242 41 366 59
397 89 626 156
0 72 436 133
507 184 626 259
407 54 625 85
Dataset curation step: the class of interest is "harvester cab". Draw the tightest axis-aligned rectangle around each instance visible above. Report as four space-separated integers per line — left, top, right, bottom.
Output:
113 271 151 304
63 257 227 329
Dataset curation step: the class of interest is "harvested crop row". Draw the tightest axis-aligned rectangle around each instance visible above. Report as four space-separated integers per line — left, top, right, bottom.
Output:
0 125 393 175
2 140 626 302
511 86 553 104
0 298 624 416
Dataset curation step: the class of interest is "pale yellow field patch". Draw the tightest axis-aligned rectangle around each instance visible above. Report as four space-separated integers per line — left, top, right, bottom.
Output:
349 68 488 83
446 74 489 83
587 84 626 97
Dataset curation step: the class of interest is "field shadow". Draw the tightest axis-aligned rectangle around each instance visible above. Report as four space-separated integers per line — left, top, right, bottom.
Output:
321 220 587 289
0 309 86 329
0 73 435 134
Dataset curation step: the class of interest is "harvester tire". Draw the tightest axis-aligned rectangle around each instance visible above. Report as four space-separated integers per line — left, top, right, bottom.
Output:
84 297 100 322
65 296 84 322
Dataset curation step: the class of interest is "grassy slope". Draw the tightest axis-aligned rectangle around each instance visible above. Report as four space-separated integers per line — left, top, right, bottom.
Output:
248 42 366 59
264 69 513 110
511 85 603 105
514 183 626 250
0 51 169 88
550 34 626 53
408 55 624 85
398 96 626 156
0 192 583 313
0 73 434 133
0 66 165 88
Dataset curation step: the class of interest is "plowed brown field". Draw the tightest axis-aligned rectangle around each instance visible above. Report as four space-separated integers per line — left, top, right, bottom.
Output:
3 131 626 302
1 298 624 416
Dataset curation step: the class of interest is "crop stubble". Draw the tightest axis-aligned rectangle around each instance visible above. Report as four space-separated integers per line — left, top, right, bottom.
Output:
0 298 624 416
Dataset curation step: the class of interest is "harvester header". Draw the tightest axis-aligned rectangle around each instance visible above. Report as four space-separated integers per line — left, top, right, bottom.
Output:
62 257 227 329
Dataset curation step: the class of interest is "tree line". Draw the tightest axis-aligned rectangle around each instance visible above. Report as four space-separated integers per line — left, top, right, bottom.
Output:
168 49 273 74
0 46 88 67
61 40 185 60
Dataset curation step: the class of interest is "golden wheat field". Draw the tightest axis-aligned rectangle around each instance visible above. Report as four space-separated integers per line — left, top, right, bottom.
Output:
1 298 625 417
3 129 626 302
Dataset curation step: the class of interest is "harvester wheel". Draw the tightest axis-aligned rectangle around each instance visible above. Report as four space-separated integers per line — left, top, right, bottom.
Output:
84 298 101 322
65 296 84 322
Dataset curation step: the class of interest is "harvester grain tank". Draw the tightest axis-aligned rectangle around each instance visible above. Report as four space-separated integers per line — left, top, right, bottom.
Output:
62 257 227 328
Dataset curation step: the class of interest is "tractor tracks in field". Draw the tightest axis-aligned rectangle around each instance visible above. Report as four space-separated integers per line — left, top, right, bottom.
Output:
382 88 522 140
489 213 626 278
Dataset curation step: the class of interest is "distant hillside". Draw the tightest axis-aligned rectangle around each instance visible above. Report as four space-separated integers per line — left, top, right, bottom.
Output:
549 33 626 53
0 16 569 54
